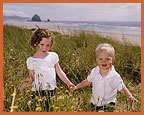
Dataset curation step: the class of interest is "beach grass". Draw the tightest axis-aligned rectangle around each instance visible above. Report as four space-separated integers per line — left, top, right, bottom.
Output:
3 24 141 112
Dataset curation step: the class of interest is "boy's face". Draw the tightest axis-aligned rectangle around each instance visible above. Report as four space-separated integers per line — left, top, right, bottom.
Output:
37 37 52 55
96 51 114 70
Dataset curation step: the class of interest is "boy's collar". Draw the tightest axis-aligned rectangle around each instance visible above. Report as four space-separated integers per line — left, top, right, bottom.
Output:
96 65 115 79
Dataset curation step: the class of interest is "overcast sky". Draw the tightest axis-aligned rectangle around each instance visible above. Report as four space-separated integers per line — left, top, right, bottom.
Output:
3 3 141 21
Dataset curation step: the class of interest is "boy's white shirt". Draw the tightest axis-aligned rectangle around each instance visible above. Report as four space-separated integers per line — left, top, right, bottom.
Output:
26 52 59 91
87 65 126 106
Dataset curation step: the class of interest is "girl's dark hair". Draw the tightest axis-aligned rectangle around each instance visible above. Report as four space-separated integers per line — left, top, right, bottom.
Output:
31 28 54 47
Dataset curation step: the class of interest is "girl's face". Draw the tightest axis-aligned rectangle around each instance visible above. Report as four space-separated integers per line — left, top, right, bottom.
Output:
37 37 52 55
96 51 114 70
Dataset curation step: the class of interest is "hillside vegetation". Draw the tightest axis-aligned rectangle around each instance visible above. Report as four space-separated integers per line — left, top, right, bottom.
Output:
3 25 141 112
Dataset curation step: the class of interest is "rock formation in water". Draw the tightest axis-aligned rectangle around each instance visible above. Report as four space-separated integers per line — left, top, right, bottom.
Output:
31 14 41 22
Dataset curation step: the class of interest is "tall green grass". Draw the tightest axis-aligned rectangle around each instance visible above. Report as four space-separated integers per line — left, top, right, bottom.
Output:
3 25 141 112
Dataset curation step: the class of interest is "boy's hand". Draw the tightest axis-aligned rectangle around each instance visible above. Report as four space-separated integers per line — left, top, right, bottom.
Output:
120 87 139 103
128 95 139 103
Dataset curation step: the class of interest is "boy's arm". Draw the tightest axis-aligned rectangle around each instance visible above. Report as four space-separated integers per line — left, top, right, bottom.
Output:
120 87 139 103
55 63 75 89
74 79 91 90
17 70 34 94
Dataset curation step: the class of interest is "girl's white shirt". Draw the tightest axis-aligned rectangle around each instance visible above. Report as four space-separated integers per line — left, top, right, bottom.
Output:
26 52 59 91
87 65 126 106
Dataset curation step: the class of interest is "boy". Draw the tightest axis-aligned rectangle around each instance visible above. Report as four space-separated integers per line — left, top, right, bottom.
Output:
74 43 138 112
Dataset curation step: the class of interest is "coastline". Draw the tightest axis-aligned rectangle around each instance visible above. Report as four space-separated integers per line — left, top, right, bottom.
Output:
3 21 141 47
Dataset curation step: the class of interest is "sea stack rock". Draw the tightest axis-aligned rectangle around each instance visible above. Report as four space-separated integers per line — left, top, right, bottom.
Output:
31 14 41 22
47 19 50 22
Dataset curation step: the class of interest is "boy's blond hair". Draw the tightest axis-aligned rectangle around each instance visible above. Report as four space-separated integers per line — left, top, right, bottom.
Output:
96 43 115 57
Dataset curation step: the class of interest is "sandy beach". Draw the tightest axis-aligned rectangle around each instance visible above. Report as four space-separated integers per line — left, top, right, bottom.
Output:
96 32 141 47
48 28 141 47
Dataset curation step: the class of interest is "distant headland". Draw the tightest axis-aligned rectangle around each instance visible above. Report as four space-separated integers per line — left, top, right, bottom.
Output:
3 14 50 22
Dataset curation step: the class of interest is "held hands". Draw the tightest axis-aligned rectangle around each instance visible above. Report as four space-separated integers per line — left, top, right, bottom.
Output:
68 83 77 91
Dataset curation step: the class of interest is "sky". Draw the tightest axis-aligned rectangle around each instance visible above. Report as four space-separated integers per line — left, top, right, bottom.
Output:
3 3 141 22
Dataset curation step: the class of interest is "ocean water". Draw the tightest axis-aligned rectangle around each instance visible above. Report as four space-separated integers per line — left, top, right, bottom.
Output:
3 20 141 36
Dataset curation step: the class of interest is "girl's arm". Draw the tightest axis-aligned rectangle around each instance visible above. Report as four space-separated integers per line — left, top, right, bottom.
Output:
120 87 139 103
74 79 91 90
55 63 75 89
17 70 34 94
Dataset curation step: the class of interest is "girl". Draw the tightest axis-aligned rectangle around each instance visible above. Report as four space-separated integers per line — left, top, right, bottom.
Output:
17 28 75 111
